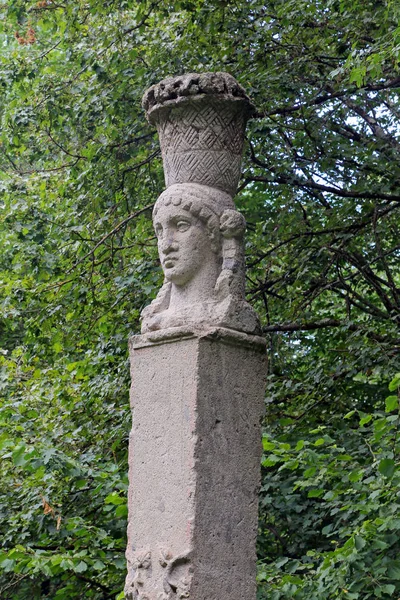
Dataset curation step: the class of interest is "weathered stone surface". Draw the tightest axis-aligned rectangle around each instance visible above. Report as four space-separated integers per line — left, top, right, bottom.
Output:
141 183 260 336
142 72 253 114
126 73 265 599
142 72 255 199
125 327 266 600
140 73 259 336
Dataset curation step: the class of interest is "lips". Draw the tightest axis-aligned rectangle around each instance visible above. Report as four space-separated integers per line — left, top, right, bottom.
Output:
163 257 178 268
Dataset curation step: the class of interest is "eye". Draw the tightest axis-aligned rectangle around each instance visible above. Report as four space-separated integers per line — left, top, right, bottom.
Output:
176 220 191 232
155 224 163 237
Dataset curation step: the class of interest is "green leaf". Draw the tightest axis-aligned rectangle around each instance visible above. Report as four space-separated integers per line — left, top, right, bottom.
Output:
354 535 366 550
262 438 276 451
74 561 88 573
1 558 16 572
389 374 400 392
304 467 317 477
381 584 395 595
387 563 400 579
344 410 355 419
349 470 362 482
93 560 106 571
115 504 128 518
385 395 398 412
275 557 289 568
308 489 324 498
105 492 125 505
314 438 325 446
378 459 396 478
12 445 27 467
359 414 372 426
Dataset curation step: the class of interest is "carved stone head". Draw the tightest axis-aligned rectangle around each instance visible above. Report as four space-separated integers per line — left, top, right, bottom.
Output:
141 73 260 335
153 183 235 287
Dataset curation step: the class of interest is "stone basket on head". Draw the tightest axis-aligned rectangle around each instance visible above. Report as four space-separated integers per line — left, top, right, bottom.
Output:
142 72 256 197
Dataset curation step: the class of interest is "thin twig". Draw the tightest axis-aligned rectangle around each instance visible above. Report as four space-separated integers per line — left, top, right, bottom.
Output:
66 204 154 273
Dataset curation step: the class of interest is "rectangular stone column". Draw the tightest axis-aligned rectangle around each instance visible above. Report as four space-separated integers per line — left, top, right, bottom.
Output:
125 327 266 600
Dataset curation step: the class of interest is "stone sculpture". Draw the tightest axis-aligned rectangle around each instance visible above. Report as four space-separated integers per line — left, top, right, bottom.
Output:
140 72 260 336
125 72 266 600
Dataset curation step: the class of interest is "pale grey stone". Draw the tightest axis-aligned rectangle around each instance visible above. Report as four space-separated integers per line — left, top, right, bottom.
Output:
140 73 259 336
142 73 255 197
125 74 266 600
141 183 260 336
125 327 266 600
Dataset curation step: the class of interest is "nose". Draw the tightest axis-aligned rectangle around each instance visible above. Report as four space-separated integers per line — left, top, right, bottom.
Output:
160 236 178 254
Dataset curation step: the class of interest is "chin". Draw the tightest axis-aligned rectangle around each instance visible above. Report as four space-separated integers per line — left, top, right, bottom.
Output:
166 271 191 286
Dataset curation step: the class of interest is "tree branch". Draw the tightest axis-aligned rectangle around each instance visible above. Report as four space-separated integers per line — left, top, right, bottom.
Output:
45 128 87 160
66 204 154 273
121 149 160 176
255 76 400 118
245 173 400 203
262 319 399 343
75 574 111 595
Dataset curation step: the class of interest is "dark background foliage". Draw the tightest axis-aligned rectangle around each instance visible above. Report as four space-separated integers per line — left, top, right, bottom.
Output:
0 1 399 598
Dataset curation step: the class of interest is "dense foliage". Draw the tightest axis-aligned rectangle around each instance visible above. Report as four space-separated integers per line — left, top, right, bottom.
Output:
0 1 399 598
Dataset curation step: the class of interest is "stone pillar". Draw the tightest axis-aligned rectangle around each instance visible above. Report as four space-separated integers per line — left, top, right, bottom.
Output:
125 73 266 600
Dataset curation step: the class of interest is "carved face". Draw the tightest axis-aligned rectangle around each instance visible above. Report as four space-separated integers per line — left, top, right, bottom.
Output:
154 203 217 287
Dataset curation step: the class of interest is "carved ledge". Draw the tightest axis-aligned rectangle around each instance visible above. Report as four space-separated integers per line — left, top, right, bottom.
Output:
142 72 255 121
130 326 267 351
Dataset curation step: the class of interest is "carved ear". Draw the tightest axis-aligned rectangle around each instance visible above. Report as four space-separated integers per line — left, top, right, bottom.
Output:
220 209 246 239
208 229 220 254
201 212 221 254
